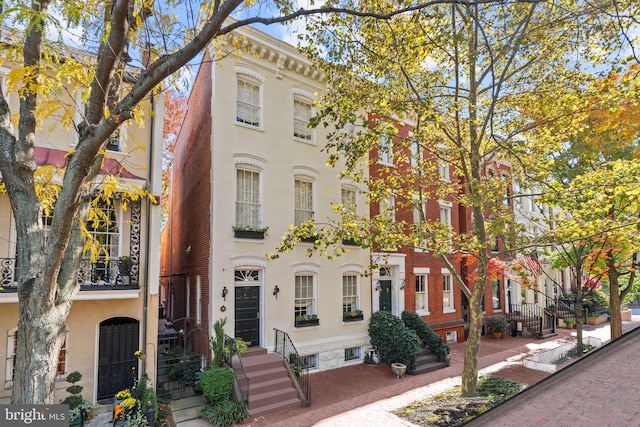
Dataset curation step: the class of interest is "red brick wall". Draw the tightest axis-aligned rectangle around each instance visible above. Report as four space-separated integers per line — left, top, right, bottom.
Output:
161 54 214 358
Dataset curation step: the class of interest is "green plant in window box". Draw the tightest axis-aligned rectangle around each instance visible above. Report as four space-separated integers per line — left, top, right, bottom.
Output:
295 314 319 326
232 225 268 239
343 309 364 321
231 225 269 233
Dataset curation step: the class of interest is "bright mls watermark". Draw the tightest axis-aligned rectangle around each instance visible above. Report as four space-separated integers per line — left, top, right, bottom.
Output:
1 405 68 426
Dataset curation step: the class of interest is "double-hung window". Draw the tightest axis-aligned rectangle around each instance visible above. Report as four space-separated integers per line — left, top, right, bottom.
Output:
236 168 261 228
439 160 450 181
443 271 454 312
341 187 356 215
342 274 359 312
492 279 502 310
295 274 315 317
237 79 260 127
294 99 312 141
378 134 392 165
414 268 429 313
439 202 452 250
294 179 314 225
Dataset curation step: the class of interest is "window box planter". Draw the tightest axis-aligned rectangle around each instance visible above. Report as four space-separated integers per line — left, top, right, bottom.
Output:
300 235 318 243
234 230 265 239
232 226 268 239
295 315 319 327
342 239 358 246
343 310 364 322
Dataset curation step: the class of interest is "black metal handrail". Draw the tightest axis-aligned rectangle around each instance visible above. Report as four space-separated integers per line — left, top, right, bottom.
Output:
274 328 310 405
510 303 555 336
223 335 250 405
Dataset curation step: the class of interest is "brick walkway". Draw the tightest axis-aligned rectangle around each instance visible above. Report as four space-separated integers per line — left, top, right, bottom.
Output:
240 321 626 427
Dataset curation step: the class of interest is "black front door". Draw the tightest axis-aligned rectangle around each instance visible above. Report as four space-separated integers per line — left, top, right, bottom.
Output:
379 279 392 312
97 317 139 401
235 286 260 346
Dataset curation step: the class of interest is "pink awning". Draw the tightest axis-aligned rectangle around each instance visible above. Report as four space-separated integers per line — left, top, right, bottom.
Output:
34 147 144 180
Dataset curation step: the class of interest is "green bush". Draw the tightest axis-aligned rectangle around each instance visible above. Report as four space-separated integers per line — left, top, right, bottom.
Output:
583 288 609 309
198 368 234 403
211 318 227 368
199 400 249 427
401 311 450 363
368 311 421 369
138 373 159 426
476 376 523 405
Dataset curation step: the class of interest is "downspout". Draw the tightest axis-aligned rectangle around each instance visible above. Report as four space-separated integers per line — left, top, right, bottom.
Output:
141 90 155 376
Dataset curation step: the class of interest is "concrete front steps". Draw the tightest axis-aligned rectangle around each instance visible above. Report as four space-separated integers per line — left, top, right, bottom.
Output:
409 346 448 375
171 394 207 425
242 347 304 417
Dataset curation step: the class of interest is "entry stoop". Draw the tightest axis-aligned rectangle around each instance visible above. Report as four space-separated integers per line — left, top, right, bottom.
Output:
409 346 448 375
242 348 303 417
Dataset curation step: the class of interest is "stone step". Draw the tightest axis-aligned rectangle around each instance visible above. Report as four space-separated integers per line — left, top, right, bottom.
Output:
172 405 201 423
171 395 206 411
250 375 294 394
248 366 290 383
242 353 285 373
409 361 448 375
249 385 299 409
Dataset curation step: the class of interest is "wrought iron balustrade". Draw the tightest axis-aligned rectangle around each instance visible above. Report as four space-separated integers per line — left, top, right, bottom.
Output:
0 257 139 292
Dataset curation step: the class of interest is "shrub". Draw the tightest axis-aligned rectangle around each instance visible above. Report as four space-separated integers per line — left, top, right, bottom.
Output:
199 368 234 403
476 376 523 405
401 311 450 363
138 373 159 426
61 371 92 424
199 400 249 427
368 311 421 369
211 318 227 368
487 315 509 333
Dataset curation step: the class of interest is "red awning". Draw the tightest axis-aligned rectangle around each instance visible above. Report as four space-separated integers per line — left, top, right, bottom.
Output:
34 147 144 180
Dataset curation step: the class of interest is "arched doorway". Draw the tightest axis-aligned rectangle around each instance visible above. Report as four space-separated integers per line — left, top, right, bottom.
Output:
97 317 140 401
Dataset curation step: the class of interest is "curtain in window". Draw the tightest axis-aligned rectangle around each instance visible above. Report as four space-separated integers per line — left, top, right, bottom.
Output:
237 80 260 126
236 169 260 227
294 180 313 225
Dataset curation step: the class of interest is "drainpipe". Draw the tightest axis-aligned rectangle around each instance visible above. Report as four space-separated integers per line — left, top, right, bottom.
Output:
141 90 155 379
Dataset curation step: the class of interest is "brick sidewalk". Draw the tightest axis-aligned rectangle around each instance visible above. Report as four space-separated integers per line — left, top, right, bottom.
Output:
240 319 640 427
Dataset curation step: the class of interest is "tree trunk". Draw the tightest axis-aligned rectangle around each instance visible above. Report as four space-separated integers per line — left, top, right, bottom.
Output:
13 276 71 403
461 288 484 396
608 256 623 340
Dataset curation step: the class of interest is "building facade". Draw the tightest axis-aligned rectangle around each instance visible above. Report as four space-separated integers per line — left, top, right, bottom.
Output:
161 25 372 372
0 60 163 404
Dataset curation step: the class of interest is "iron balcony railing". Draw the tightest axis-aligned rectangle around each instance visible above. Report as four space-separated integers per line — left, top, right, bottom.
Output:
223 334 250 405
0 257 139 292
274 328 310 406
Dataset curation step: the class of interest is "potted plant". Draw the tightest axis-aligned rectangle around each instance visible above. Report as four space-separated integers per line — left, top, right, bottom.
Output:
564 318 575 328
295 314 319 327
118 256 132 284
232 225 268 239
343 309 364 322
61 371 92 427
487 315 509 338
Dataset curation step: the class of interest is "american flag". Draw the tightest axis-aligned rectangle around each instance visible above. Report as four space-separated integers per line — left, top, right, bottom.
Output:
512 256 542 277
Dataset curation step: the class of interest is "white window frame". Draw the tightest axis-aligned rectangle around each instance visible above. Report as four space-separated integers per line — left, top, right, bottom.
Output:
438 160 450 181
344 346 362 362
293 97 313 142
235 167 262 228
300 354 318 370
341 186 357 216
295 274 317 319
378 133 393 165
294 178 314 226
235 68 264 129
342 273 360 313
439 202 452 250
414 267 430 315
442 269 455 313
